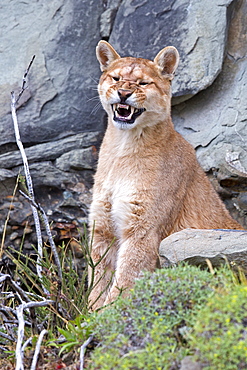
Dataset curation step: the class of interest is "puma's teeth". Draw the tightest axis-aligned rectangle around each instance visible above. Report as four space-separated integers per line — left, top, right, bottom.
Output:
114 104 135 119
116 104 134 114
130 106 135 116
112 103 146 123
117 104 129 109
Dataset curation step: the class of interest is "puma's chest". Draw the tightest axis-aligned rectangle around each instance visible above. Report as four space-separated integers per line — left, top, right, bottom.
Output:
97 166 137 237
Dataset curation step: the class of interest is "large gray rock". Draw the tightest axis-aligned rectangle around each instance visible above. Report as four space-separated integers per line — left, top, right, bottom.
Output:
109 0 234 99
159 229 247 271
0 0 104 147
172 0 247 228
0 0 246 252
173 37 247 173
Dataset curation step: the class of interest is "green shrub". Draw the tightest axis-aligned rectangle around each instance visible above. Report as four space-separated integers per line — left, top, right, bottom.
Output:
88 264 222 369
190 284 247 370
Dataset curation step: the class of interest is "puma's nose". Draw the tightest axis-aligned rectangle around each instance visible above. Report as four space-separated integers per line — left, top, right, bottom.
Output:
118 89 133 102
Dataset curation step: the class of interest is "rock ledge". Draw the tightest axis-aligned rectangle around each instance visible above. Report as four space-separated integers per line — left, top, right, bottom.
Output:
159 229 247 271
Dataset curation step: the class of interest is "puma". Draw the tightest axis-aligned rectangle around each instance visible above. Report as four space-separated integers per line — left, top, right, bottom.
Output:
88 40 242 310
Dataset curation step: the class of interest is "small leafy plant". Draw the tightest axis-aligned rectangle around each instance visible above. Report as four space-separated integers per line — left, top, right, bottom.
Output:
56 315 95 355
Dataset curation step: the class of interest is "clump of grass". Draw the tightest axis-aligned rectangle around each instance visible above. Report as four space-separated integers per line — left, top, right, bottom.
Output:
0 227 99 368
3 235 89 313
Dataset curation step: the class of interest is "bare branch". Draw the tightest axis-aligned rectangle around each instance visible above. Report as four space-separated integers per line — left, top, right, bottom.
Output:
0 274 31 303
10 58 48 294
30 329 48 370
16 55 36 105
80 335 93 370
0 331 14 342
24 300 54 310
15 300 53 370
15 304 25 370
21 337 33 352
19 190 63 281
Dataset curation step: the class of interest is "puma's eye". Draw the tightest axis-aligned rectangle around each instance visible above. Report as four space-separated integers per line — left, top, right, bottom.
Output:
112 76 120 82
139 81 149 86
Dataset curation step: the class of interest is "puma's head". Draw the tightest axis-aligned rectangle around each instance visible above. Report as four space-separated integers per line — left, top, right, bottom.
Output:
96 41 179 130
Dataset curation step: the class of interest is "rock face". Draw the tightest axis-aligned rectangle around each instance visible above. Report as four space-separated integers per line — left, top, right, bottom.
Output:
0 0 105 146
159 229 247 271
109 0 234 100
0 0 246 252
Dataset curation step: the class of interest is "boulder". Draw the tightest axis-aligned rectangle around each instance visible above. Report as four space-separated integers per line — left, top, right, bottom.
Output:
109 0 234 100
0 0 105 147
159 229 247 271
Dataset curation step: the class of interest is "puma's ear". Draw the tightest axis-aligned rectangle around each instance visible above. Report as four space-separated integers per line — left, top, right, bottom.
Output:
96 41 120 72
154 46 179 80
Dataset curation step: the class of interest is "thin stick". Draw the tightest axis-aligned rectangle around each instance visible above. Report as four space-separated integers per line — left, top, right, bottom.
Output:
15 300 53 370
21 337 33 352
80 335 93 370
0 274 30 302
30 329 48 370
19 190 63 281
16 55 36 105
10 61 47 294
15 304 25 370
0 331 14 342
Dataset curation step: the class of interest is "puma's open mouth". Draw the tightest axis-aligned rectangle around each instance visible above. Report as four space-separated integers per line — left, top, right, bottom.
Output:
112 104 146 124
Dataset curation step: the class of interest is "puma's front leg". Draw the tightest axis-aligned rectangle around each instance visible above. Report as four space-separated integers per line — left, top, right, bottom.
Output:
88 200 117 310
103 227 160 306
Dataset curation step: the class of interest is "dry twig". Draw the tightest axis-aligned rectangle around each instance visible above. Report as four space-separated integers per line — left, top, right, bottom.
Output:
80 335 94 370
30 329 48 370
19 190 63 281
15 301 53 370
15 55 35 105
11 62 47 292
0 272 54 370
